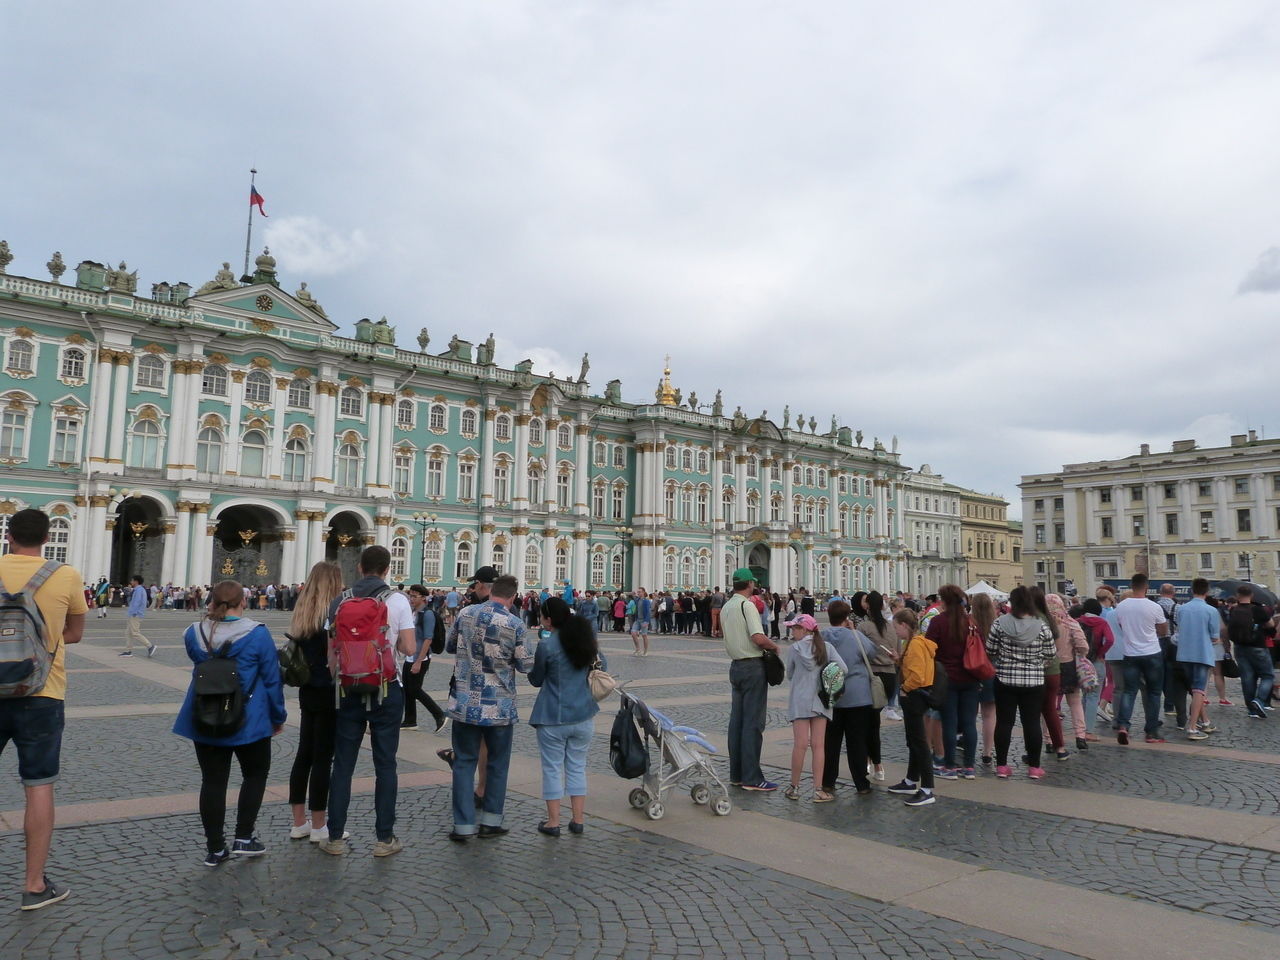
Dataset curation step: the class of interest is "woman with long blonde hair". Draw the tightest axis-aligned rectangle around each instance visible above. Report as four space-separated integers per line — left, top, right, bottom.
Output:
969 593 1000 765
286 562 347 843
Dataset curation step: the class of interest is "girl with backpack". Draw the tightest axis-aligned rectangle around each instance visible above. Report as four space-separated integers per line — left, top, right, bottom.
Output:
783 614 845 802
285 562 346 843
529 597 605 836
173 580 286 866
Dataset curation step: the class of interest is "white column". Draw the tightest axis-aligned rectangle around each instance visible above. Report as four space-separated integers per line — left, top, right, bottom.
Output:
183 361 206 469
541 532 556 587
1253 473 1269 539
574 425 590 518
314 384 336 481
293 511 312 581
167 363 191 473
172 506 192 586
376 516 392 549
1180 481 1195 545
379 396 394 490
225 372 245 474
268 377 288 479
88 349 115 464
512 530 528 590
1084 488 1099 544
513 415 530 508
190 508 212 586
711 445 724 527
1215 477 1231 542
783 460 795 527
85 498 109 581
106 353 131 463
481 409 496 505
733 449 748 526
572 533 588 589
366 395 383 490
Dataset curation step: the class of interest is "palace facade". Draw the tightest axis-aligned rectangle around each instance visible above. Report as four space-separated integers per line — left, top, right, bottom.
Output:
0 241 974 594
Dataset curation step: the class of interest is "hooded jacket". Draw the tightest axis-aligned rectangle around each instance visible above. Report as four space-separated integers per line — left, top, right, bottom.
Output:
984 613 1056 688
173 616 287 746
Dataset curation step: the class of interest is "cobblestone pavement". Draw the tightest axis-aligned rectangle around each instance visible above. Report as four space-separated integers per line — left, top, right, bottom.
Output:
2 788 1080 960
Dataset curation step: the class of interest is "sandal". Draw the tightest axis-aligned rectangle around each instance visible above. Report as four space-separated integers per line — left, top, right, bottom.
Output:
784 784 800 800
813 790 835 803
436 748 456 768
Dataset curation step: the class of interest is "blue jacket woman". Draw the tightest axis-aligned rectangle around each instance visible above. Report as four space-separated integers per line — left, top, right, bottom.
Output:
528 597 604 836
173 581 286 865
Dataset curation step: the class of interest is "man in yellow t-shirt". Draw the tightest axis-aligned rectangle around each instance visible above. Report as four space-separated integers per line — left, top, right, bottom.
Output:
0 508 86 911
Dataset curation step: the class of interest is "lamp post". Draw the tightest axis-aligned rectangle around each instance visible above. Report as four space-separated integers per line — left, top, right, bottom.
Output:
615 525 633 589
412 511 437 583
729 533 746 568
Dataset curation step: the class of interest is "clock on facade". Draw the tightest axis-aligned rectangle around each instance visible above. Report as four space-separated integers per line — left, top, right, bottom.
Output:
256 294 274 312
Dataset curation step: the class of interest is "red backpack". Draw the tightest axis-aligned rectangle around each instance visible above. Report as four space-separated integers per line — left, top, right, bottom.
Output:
331 587 397 698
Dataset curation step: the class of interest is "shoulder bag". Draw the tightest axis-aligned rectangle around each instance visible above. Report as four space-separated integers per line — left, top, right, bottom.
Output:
740 601 784 685
854 636 888 710
588 656 618 701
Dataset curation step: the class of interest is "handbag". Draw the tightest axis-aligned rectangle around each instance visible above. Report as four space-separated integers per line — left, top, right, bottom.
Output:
1074 656 1099 692
277 633 311 688
588 657 618 701
761 649 785 686
854 635 888 710
962 620 997 682
1220 655 1241 679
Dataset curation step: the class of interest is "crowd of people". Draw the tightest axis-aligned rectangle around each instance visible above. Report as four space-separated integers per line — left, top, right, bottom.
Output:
5 499 1276 910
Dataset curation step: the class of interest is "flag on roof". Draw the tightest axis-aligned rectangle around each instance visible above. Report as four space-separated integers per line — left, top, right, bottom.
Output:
249 184 267 217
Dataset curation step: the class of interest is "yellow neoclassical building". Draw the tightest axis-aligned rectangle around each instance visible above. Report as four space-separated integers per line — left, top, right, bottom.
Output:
953 487 1023 590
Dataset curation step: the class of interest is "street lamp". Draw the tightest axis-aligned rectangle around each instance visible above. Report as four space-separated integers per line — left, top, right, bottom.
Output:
412 511 438 583
729 533 746 567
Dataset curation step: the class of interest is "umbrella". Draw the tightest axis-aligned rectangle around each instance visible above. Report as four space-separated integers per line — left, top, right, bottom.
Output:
1210 579 1279 607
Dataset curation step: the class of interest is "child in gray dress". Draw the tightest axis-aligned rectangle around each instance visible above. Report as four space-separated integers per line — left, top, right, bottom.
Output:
784 614 846 802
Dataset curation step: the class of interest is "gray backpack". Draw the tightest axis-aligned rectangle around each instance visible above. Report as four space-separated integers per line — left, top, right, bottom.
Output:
0 560 63 698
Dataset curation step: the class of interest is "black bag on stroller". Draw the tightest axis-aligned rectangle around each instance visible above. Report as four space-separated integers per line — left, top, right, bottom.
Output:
610 697 649 779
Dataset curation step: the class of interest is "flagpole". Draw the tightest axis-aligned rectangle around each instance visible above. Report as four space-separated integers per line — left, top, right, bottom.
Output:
242 167 258 281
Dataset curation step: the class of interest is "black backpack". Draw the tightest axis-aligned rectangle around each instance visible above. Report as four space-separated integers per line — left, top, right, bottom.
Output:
609 699 649 779
429 609 447 656
192 626 248 739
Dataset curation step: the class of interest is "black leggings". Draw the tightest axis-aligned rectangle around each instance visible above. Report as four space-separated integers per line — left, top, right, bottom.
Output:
823 705 875 791
401 661 445 727
994 680 1044 768
195 737 272 851
288 687 336 810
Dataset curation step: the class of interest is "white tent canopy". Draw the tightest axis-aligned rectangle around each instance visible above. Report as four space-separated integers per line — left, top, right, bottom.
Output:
966 580 1009 602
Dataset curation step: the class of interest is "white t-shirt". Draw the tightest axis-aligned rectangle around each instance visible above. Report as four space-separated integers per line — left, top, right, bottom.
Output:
1113 597 1166 657
385 590 415 671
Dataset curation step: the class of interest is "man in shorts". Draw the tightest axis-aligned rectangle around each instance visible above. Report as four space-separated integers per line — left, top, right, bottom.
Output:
1175 579 1219 739
0 508 87 909
630 587 652 656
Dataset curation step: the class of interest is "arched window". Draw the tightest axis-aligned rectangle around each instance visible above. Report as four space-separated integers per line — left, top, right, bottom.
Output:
591 550 606 587
494 414 512 441
460 408 478 436
805 498 816 527
680 448 694 472
244 370 272 403
491 543 506 575
746 456 758 479
610 551 624 587
680 552 694 587
770 461 780 482
665 482 677 521
680 484 694 523
241 429 267 477
556 467 571 510
428 403 446 431
426 451 445 498
7 340 34 373
593 441 606 465
613 445 627 469
696 552 710 586
42 517 71 564
770 494 783 523
288 378 312 408
840 504 851 538
493 458 510 503
611 482 627 520
818 469 827 488
721 487 734 522
336 442 361 487
129 418 162 468
202 364 227 396
697 485 711 524
817 498 829 533
0 407 28 459
455 541 473 582
805 466 816 487
137 354 166 389
555 544 569 582
283 437 308 481
663 550 677 586
393 450 413 494
746 490 759 524
557 424 572 449
60 348 86 380
529 418 544 445
458 460 476 500
793 465 802 485
390 537 408 580
840 558 851 591
525 544 541 586
793 496 803 526
664 445 677 469
339 387 363 418
696 450 709 473
528 463 545 505
817 556 829 590
397 399 415 427
196 427 223 473
424 538 443 580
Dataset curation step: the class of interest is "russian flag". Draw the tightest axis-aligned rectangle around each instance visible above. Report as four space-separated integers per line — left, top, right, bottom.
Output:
249 184 268 217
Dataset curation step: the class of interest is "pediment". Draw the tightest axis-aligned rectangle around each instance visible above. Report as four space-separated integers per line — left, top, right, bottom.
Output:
191 283 338 333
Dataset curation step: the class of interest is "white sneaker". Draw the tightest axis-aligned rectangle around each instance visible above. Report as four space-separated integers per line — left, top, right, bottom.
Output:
311 827 350 843
290 824 312 840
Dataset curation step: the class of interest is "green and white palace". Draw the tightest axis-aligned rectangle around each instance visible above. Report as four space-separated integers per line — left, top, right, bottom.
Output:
0 239 933 593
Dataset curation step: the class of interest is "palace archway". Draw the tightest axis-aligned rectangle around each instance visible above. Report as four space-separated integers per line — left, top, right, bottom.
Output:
110 496 165 585
211 505 284 586
325 511 367 585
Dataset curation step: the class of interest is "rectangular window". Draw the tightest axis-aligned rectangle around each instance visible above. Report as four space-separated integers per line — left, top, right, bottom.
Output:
493 465 510 504
1163 483 1176 499
1053 497 1063 511
1235 477 1249 495
613 446 626 469
1055 561 1065 574
1237 508 1252 533
458 462 475 501
1200 552 1212 570
1053 523 1064 543
611 485 625 520
1012 546 1020 562
1034 525 1045 544
1132 515 1146 537
1165 553 1177 570
1274 475 1280 494
1036 560 1046 574
1101 517 1113 538
394 454 412 495
556 472 570 510
1131 486 1143 502
1033 499 1044 512
1165 514 1178 536
1197 480 1211 497
426 458 444 498
52 417 80 463
592 485 605 518
1200 512 1215 535
1099 488 1112 504
0 410 27 459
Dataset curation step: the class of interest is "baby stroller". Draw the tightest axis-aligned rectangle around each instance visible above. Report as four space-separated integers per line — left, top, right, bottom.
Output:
617 689 732 820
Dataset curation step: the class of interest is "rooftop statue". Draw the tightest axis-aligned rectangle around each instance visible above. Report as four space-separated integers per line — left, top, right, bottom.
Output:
578 353 590 382
417 328 431 352
371 317 396 344
604 379 622 404
195 262 240 296
0 241 11 274
47 251 66 284
294 282 328 319
712 390 723 417
105 261 138 294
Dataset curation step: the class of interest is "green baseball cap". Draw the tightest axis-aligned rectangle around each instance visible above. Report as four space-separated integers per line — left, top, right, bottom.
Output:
731 567 757 583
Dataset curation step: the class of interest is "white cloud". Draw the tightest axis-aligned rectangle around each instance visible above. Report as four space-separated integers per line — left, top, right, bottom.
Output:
262 216 370 277
1238 247 1280 293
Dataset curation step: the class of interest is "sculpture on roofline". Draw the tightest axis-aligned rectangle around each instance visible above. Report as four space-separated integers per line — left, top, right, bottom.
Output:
783 405 790 428
578 353 590 382
712 390 723 417
687 391 698 411
47 251 66 283
295 282 329 319
0 241 11 274
417 328 431 352
105 261 138 294
195 262 240 296
604 379 622 404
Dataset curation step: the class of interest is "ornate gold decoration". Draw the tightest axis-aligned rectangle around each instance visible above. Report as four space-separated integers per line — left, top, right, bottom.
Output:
209 352 230 365
88 495 111 509
65 333 86 345
231 370 246 383
238 529 259 547
221 555 236 576
162 521 176 534
142 343 165 354
374 516 392 526
112 351 134 366
336 533 353 547
572 530 590 540
341 430 360 444
361 535 376 545
400 387 415 397
249 356 272 369
201 414 223 428
480 523 496 534
13 327 34 338
288 424 308 439
483 409 496 421
281 531 296 541
346 376 364 387
61 404 78 414
255 556 269 577
315 380 339 397
657 355 678 406
135 407 159 421
105 519 117 531
275 377 291 389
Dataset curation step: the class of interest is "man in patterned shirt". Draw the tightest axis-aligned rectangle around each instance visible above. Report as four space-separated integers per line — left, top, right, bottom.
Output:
445 574 535 841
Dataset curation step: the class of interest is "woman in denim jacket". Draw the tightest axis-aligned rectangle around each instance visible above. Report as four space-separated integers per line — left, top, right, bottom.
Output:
529 597 605 836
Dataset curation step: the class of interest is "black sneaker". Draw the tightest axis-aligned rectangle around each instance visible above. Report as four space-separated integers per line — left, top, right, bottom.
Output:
433 714 448 733
886 780 918 795
203 848 230 868
231 836 265 856
1249 700 1268 719
903 789 936 807
20 876 70 910
117 651 133 657
477 825 509 839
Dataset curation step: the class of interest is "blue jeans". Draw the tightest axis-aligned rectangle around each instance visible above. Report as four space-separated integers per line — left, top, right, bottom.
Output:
327 684 403 842
1081 660 1104 732
1118 653 1164 736
451 721 514 834
1235 646 1275 708
942 681 979 768
535 718 594 800
728 658 767 785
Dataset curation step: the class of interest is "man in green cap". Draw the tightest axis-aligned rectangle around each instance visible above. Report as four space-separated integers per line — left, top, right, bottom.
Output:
722 567 781 791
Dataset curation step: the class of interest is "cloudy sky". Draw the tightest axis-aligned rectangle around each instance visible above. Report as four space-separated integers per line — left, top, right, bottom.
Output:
6 1 1280 512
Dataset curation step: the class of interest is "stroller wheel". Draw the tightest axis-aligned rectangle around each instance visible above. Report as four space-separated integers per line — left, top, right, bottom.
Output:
646 800 666 821
712 797 732 816
629 789 650 809
690 785 710 805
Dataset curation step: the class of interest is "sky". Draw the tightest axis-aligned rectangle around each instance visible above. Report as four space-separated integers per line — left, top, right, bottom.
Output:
5 1 1280 514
